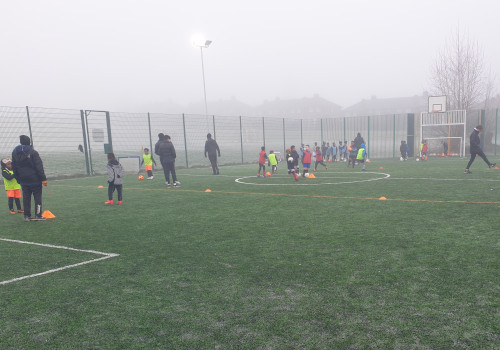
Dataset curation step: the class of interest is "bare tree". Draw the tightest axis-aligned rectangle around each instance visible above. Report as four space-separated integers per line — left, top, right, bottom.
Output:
430 27 495 110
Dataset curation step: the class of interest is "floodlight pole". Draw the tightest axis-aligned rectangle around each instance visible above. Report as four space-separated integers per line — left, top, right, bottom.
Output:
196 40 211 132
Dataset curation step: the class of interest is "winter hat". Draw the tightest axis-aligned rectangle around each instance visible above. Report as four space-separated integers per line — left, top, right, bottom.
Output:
1 158 11 165
20 135 31 145
207 133 212 138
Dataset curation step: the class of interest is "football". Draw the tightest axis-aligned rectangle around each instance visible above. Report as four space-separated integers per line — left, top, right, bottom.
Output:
400 157 404 161
266 172 271 177
305 173 310 178
416 158 420 162
138 175 144 180
288 157 293 162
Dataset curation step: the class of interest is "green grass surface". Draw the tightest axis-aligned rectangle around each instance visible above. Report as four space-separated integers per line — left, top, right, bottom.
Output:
1 158 499 349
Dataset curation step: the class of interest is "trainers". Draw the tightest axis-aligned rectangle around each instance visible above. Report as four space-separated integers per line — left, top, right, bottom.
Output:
31 216 46 221
464 169 471 174
325 166 328 170
104 200 114 205
117 201 123 205
175 181 181 185
9 209 15 215
173 184 179 188
489 163 496 168
17 210 24 213
167 183 171 187
24 216 32 222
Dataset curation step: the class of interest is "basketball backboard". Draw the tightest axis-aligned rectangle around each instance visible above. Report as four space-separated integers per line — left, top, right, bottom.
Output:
428 95 447 113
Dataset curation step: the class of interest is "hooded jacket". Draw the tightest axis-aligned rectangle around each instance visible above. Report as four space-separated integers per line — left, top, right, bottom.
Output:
158 140 176 162
107 159 124 185
11 144 46 185
469 128 481 154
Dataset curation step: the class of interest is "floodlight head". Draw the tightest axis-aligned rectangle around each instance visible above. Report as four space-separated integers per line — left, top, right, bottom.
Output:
191 34 212 48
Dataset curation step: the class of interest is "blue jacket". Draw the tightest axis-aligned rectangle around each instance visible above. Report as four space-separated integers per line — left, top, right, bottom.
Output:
11 144 46 185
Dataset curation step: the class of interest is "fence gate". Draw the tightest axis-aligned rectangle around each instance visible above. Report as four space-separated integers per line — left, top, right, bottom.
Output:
82 110 113 175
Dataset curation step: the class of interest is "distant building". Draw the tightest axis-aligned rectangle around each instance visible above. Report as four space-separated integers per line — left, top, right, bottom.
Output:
343 94 428 117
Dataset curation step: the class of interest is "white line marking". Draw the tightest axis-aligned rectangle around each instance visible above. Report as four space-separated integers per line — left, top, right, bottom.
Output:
235 172 391 186
390 177 500 182
0 238 119 286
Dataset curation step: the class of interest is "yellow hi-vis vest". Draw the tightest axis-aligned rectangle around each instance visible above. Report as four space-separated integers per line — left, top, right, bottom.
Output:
143 154 153 166
357 147 366 160
3 169 20 191
268 153 278 166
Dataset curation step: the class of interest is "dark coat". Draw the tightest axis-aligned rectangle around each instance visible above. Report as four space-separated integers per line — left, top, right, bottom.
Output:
158 140 176 162
469 129 481 154
11 145 46 185
354 135 365 148
204 138 220 157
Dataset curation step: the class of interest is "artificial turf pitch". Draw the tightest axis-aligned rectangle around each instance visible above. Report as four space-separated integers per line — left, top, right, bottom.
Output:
1 158 499 349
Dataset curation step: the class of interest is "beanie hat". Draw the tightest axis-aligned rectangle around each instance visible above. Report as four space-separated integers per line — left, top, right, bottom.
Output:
20 135 31 145
207 133 212 138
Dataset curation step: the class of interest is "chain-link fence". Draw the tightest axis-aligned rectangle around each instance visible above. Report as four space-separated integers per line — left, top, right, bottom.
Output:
1 105 498 178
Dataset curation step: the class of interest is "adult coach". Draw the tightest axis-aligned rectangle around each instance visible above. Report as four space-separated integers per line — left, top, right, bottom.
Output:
354 132 365 148
204 133 220 175
464 125 496 174
158 135 180 187
11 135 47 221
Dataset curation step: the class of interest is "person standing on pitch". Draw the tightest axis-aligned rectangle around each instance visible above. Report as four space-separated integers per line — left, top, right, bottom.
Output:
268 150 278 174
257 146 268 178
158 135 180 187
11 135 47 221
301 144 312 177
141 148 157 180
154 133 164 156
1 158 23 214
204 133 220 175
357 143 367 171
105 153 124 205
464 125 496 174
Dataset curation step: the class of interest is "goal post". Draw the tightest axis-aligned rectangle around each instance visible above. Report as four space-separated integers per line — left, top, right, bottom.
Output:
420 110 466 157
118 156 141 174
421 137 464 157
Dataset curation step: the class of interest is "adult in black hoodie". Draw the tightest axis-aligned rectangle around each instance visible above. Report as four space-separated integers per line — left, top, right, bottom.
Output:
465 125 496 173
204 133 220 175
11 135 47 221
157 135 179 187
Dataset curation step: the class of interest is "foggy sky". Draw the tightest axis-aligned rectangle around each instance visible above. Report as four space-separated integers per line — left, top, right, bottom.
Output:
1 0 499 113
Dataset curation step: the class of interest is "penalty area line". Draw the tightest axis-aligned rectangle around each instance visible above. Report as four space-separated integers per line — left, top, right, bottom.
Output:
0 238 119 286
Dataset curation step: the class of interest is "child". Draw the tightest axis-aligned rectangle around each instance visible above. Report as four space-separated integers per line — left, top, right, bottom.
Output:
348 141 357 168
301 145 312 177
105 153 124 205
357 143 367 171
421 140 428 161
400 141 407 160
291 145 300 176
331 142 338 162
338 141 345 161
286 147 299 181
141 148 157 179
1 158 23 214
257 146 268 177
314 146 328 171
268 150 278 174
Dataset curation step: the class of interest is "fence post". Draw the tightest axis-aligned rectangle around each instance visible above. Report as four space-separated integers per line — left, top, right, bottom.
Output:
495 108 498 156
240 116 244 163
262 117 266 148
105 112 113 153
80 110 90 176
393 114 396 158
300 119 303 146
320 119 324 146
213 115 216 140
182 113 189 168
480 110 485 151
25 106 34 145
343 117 346 144
147 112 153 153
367 116 370 158
282 118 286 156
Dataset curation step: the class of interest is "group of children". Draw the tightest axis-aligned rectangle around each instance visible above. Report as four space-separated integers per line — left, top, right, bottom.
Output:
258 140 367 181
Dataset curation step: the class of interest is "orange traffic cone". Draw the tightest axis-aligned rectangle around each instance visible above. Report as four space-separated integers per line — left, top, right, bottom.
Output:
98 185 104 188
205 189 212 192
42 210 56 219
379 196 387 201
308 173 316 179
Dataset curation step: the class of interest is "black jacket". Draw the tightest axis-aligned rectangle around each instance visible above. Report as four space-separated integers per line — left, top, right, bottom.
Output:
205 138 220 157
469 129 481 154
11 144 47 185
158 140 176 162
354 135 365 148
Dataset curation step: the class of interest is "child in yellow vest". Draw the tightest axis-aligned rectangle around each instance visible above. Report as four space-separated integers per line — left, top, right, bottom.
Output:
1 158 23 214
268 150 278 174
141 148 157 180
